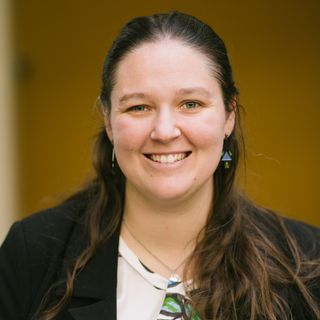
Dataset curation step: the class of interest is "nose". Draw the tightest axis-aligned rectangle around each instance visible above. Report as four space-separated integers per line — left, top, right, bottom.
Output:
150 107 181 142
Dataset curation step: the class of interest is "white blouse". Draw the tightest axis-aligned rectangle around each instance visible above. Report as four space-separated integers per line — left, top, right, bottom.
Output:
117 237 201 320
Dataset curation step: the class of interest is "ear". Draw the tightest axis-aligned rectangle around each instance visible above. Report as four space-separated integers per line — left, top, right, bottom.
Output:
224 100 236 137
103 111 113 143
97 96 113 142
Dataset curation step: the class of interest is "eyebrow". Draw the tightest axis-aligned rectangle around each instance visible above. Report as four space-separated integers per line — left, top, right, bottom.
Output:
176 87 212 98
119 92 148 104
118 87 212 104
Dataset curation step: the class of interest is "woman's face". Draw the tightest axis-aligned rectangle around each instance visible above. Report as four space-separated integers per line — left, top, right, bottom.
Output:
105 40 235 204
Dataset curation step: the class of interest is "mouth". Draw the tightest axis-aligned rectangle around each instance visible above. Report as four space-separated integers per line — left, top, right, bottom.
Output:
144 152 192 164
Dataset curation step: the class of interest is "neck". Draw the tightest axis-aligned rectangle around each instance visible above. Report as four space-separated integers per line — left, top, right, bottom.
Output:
122 180 213 255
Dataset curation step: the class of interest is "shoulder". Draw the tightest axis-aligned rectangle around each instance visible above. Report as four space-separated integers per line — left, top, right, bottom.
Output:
284 218 320 238
284 218 320 259
1 196 89 272
4 197 88 253
245 205 320 316
22 196 87 239
236 196 320 271
0 197 89 319
282 219 320 317
243 200 320 259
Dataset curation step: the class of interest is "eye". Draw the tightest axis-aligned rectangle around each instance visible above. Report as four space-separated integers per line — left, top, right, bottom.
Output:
182 101 201 110
127 105 148 112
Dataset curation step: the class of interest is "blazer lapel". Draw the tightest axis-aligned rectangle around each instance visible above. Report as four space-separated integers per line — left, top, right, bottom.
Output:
55 220 120 320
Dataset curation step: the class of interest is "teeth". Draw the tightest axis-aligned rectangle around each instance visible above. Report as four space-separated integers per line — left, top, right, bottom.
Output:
149 153 187 163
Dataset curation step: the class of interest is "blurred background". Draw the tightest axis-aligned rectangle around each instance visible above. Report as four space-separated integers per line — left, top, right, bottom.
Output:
1 0 319 242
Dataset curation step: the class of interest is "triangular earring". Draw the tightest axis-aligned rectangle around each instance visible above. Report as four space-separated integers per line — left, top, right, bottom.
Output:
221 151 233 169
221 135 232 169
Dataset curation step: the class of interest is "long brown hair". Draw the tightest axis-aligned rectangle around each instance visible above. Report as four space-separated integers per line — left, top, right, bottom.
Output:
37 12 320 320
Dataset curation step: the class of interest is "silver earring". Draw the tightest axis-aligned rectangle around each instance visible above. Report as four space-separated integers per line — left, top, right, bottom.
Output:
112 148 115 168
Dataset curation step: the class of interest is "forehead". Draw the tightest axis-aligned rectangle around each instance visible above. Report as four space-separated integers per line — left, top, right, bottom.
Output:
111 39 220 100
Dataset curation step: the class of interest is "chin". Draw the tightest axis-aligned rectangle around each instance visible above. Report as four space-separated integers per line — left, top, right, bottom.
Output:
146 184 193 203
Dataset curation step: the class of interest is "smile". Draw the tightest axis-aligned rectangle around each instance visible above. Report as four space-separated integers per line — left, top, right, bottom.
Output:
145 152 191 164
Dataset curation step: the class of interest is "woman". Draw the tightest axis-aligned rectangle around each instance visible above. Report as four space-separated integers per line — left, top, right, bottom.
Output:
0 11 319 320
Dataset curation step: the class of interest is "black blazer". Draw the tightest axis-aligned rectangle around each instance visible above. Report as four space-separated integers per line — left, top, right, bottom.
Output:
0 198 319 320
0 199 119 320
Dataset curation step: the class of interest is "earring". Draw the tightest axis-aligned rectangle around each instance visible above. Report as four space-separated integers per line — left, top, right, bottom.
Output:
112 148 115 168
221 135 232 169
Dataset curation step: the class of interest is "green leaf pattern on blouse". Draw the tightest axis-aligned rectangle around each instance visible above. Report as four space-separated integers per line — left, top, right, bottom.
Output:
158 293 201 320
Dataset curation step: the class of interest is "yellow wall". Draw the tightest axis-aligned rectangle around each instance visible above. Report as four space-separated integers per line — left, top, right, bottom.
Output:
14 0 320 226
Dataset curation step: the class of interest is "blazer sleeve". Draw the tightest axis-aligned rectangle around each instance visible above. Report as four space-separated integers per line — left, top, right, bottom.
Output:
0 221 32 320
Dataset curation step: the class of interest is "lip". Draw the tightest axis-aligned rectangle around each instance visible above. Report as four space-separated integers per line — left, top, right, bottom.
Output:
143 151 192 156
143 151 192 165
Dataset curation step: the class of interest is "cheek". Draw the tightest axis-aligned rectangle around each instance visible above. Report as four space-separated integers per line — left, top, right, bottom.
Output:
111 118 148 152
186 112 226 149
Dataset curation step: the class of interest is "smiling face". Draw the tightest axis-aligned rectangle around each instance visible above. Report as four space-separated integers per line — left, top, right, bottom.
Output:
105 39 235 205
